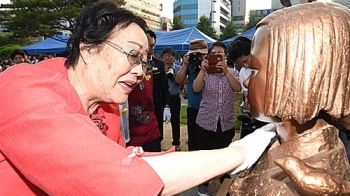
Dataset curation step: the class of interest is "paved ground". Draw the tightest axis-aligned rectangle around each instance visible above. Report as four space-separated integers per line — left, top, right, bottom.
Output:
161 121 241 196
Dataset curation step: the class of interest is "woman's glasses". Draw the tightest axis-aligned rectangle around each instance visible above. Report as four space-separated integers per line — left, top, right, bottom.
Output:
104 40 153 73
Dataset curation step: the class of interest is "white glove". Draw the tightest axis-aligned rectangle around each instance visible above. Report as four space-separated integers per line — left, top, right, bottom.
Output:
163 107 171 124
229 123 277 174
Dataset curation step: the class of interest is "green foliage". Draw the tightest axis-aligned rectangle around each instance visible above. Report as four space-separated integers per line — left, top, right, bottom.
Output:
219 21 238 41
172 15 186 30
0 0 125 39
180 106 187 125
243 11 264 31
0 44 22 59
0 35 13 46
234 93 243 131
196 15 217 40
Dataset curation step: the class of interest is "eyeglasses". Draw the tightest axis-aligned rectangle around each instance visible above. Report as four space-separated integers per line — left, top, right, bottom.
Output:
104 40 153 73
235 55 251 68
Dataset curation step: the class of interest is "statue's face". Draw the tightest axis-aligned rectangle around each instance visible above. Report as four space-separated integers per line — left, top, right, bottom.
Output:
246 25 280 123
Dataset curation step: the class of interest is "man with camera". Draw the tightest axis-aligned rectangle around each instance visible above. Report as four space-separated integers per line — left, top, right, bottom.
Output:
174 39 208 152
162 47 182 151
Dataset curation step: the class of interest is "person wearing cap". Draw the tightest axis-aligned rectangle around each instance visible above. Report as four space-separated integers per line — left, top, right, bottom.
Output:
162 46 182 151
174 39 207 152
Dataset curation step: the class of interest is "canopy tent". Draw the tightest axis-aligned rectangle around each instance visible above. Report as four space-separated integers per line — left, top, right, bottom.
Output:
222 27 256 46
154 27 216 54
21 35 69 55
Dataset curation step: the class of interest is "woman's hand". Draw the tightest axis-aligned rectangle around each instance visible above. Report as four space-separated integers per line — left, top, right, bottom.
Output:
229 123 277 174
200 55 209 72
215 54 229 74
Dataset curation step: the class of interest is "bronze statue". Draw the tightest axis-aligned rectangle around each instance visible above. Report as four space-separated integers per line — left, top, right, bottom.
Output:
274 156 350 195
230 2 350 195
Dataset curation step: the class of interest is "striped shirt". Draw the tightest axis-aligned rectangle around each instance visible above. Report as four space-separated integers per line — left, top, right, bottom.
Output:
196 68 240 132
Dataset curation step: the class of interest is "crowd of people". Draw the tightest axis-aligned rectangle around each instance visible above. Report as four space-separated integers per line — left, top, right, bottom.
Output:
0 51 55 72
0 1 350 196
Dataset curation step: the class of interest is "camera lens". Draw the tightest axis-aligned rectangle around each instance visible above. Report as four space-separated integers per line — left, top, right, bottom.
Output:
167 68 175 79
189 56 198 64
189 52 202 66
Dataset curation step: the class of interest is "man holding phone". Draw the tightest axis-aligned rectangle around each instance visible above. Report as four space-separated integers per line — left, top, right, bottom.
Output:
192 41 241 195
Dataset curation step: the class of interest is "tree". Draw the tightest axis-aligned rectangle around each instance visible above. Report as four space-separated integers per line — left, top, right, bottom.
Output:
0 0 125 42
196 15 217 40
219 21 238 41
172 15 185 30
243 11 263 31
0 44 23 59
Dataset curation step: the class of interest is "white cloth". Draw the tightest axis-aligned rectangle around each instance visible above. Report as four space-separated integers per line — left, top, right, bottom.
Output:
239 67 254 92
163 107 171 124
229 123 277 174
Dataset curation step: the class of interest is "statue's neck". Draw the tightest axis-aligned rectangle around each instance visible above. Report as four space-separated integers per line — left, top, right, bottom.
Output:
279 113 334 143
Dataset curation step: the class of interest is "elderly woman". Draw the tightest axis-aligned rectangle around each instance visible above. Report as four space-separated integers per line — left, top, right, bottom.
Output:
230 2 350 195
0 1 276 195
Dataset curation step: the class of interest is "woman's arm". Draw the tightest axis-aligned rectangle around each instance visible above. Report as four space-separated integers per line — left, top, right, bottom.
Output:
143 123 277 196
174 54 189 85
226 69 241 92
143 146 245 196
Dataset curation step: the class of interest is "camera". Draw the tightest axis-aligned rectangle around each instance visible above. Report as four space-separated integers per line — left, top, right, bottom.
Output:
189 52 202 66
189 52 202 73
206 54 223 74
166 67 175 79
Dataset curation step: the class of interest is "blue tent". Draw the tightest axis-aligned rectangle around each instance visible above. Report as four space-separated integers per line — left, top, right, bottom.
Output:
21 35 69 55
222 27 256 46
154 27 216 54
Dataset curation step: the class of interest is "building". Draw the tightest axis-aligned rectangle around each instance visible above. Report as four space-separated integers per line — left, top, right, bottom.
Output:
123 0 163 31
231 0 246 32
160 17 172 31
173 0 231 35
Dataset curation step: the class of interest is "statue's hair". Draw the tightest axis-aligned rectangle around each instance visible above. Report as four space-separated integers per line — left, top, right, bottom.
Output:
257 2 350 124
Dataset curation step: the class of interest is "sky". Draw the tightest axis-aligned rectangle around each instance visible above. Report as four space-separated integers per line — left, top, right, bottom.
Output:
0 0 10 4
160 0 174 19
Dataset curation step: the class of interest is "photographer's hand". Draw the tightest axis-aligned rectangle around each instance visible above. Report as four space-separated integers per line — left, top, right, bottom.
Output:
192 56 208 92
201 55 209 71
174 54 189 85
182 53 189 67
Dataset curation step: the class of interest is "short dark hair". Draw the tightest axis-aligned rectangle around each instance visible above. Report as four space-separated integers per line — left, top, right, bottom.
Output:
65 1 148 68
208 41 228 54
10 49 26 61
162 47 175 56
228 36 252 62
145 29 157 41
